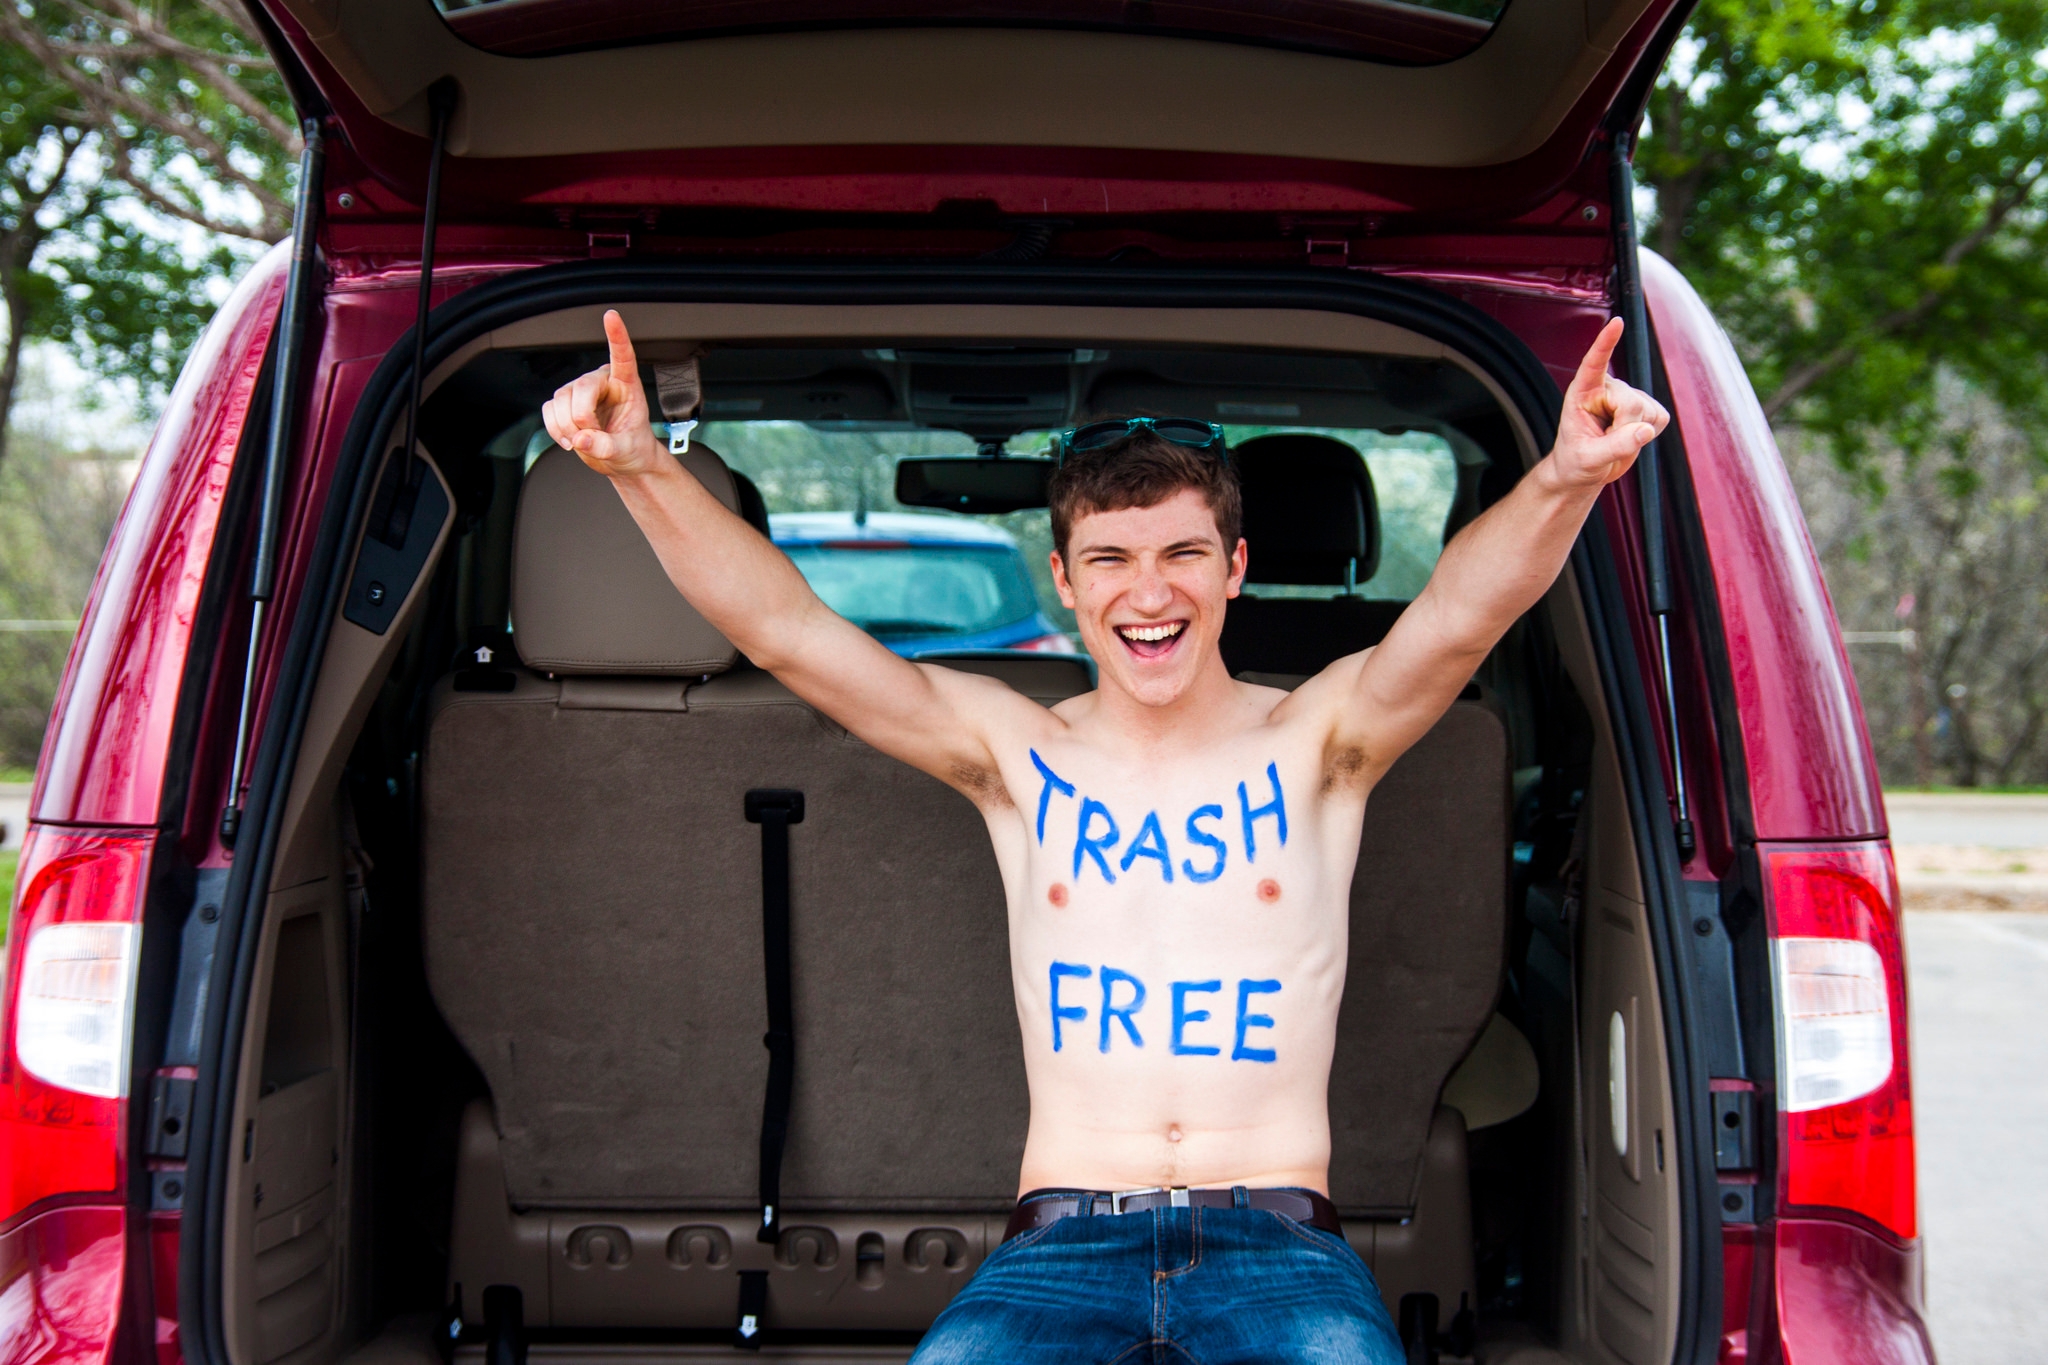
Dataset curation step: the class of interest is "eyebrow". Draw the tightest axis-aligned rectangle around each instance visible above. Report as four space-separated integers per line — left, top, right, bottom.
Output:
1078 537 1217 557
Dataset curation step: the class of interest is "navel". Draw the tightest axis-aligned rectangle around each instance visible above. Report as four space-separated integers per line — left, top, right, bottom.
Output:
1257 878 1281 904
1048 883 1070 908
1167 1126 1184 1144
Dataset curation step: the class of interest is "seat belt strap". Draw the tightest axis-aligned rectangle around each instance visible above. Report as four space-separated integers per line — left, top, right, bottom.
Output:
745 790 804 1248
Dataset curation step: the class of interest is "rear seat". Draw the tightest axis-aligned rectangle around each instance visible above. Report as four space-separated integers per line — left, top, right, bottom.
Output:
422 444 1506 1335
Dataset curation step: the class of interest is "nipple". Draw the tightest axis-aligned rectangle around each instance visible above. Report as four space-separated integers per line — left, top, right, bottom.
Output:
1167 1126 1184 1144
1048 883 1070 908
1257 878 1281 904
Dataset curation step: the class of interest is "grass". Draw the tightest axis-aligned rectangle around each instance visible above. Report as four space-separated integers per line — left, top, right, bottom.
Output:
1 848 16 928
0 766 32 785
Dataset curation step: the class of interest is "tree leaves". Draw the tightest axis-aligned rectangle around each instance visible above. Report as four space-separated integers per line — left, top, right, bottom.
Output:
0 0 294 463
1639 0 2048 470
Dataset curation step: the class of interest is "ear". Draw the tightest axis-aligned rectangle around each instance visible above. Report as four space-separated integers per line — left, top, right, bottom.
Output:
1225 537 1247 600
1050 549 1078 610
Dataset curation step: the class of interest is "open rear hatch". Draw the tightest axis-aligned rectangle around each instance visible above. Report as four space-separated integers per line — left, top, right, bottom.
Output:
250 0 1687 243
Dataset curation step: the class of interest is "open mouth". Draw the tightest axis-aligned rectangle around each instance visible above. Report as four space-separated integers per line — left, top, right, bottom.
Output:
1114 619 1187 660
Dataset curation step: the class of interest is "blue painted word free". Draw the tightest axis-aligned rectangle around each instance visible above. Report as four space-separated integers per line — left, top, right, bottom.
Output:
1049 962 1281 1062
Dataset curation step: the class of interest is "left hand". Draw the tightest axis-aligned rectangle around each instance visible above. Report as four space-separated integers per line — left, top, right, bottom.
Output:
1548 317 1670 490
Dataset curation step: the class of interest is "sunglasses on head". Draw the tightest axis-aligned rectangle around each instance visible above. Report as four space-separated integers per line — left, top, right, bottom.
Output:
1052 417 1227 466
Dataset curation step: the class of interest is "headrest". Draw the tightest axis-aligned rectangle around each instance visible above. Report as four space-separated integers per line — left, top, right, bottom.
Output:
1233 433 1380 586
730 468 771 537
512 443 743 676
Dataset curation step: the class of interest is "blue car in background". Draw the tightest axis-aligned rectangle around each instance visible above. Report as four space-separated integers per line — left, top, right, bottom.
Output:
771 511 1077 657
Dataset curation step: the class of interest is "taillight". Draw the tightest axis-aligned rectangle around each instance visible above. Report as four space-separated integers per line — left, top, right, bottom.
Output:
1015 632 1079 654
1 827 151 1225
1764 842 1916 1241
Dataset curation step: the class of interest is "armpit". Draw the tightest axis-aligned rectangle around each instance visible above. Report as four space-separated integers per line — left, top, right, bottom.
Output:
1322 743 1371 796
952 760 1015 811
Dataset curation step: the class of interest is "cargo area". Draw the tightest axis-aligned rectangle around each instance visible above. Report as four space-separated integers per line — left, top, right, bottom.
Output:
214 300 1684 1365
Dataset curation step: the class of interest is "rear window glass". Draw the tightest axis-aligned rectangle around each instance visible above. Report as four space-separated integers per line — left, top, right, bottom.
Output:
1223 425 1460 601
691 421 1456 626
700 421 1075 634
434 0 1507 65
781 542 1038 637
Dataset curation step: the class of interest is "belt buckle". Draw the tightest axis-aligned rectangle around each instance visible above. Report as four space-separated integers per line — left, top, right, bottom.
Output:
1113 1186 1190 1212
1113 1186 1161 1213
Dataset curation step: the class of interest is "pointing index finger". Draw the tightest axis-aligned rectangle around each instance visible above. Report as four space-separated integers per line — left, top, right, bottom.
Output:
603 309 638 382
1570 317 1625 400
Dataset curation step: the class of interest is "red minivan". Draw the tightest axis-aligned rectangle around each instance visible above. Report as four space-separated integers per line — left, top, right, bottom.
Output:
1 1 1930 1362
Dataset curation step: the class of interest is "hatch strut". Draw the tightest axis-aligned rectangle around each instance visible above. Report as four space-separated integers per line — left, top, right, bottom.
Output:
221 120 324 848
1607 130 1697 860
379 78 460 545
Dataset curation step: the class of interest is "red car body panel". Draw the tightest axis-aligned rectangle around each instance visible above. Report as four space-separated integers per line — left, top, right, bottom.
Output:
1774 1220 1932 1365
0 1205 127 1365
1642 251 1886 842
30 253 289 831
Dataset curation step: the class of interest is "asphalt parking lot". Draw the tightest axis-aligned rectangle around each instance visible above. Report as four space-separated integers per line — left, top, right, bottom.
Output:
1898 793 2048 1362
1909 910 2048 1363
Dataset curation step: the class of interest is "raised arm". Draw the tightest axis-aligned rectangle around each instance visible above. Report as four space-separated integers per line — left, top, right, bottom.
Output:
540 311 1045 801
1324 318 1668 774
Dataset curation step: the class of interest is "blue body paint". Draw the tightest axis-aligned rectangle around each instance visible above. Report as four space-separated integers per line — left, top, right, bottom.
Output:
1099 968 1147 1052
1030 750 1075 845
1232 978 1281 1062
1119 811 1175 883
1181 805 1227 883
1238 763 1289 863
1049 962 1091 1052
1073 798 1121 883
1045 965 1282 1063
1170 980 1223 1055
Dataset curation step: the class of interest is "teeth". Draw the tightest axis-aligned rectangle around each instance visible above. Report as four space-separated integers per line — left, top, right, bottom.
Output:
1118 622 1185 643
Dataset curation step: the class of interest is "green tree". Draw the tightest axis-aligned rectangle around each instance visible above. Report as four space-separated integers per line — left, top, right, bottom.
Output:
1638 0 2048 464
0 0 294 466
0 410 129 769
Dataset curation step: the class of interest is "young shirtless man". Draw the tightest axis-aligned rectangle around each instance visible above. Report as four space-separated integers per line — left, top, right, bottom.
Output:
541 312 1667 1363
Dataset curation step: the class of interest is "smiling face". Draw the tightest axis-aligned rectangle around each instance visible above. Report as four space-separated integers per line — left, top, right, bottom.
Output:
1051 487 1248 709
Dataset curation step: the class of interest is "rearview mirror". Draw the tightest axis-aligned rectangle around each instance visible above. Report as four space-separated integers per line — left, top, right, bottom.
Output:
895 458 1054 514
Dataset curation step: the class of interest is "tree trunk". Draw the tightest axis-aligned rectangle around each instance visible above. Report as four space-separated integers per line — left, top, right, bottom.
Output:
0 265 29 476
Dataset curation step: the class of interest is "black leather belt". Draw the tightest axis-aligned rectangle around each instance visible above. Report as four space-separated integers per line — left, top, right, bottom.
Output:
1005 1186 1343 1241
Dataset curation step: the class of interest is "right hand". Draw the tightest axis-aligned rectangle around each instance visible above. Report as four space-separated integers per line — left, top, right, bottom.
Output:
540 309 668 479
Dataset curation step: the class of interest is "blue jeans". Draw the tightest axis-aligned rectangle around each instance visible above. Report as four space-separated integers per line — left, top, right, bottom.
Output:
911 1195 1406 1363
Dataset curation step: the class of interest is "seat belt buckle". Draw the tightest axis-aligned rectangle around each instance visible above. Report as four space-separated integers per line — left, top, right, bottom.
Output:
652 356 703 456
735 1269 768 1350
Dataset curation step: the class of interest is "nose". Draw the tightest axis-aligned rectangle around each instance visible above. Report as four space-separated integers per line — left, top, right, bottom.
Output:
1127 561 1175 615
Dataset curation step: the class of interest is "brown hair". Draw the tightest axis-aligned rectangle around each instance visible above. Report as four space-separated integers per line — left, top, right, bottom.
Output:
1048 428 1242 557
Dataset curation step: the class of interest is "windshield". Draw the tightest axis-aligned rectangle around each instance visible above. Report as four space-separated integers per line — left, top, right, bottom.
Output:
781 543 1039 637
435 0 1509 65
